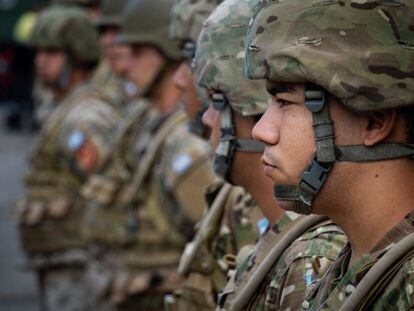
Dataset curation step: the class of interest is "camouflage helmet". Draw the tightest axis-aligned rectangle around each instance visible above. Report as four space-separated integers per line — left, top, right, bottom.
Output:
245 0 414 112
31 6 101 65
245 0 414 215
194 0 269 116
170 0 223 44
193 0 265 181
115 0 182 61
95 0 128 28
170 0 223 137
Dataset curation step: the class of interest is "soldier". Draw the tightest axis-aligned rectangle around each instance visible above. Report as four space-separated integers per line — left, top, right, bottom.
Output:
16 6 121 311
190 0 346 310
170 0 223 138
97 0 134 98
167 1 268 309
246 0 414 310
92 0 131 105
33 0 105 125
81 0 216 309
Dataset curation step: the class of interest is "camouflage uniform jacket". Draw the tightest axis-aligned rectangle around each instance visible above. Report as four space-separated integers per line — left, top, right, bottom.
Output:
92 106 216 306
33 79 56 125
218 216 346 311
304 210 414 311
92 59 130 111
17 82 121 265
81 99 156 247
175 182 264 310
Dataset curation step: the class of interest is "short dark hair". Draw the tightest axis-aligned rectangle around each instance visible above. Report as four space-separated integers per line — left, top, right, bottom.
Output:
401 105 414 144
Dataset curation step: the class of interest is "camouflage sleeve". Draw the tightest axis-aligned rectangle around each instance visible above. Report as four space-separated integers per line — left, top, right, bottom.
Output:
59 96 121 173
264 223 347 310
159 125 217 223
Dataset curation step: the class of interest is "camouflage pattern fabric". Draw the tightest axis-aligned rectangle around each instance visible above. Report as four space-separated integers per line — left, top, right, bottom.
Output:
18 82 121 254
169 0 224 112
81 100 159 311
245 0 414 112
154 118 216 226
115 0 182 61
174 182 264 310
257 221 346 310
217 213 298 309
16 81 121 310
91 59 130 110
218 217 347 310
83 106 215 310
169 0 223 43
81 99 155 247
40 267 94 311
303 210 414 311
32 79 56 124
193 0 269 117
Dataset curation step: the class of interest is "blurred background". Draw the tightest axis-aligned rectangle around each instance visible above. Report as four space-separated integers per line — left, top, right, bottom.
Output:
0 1 50 310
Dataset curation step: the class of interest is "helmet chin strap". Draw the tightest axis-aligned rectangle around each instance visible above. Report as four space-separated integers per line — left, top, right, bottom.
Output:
56 60 72 91
183 41 196 60
188 106 209 138
142 64 169 99
211 91 265 182
274 83 414 215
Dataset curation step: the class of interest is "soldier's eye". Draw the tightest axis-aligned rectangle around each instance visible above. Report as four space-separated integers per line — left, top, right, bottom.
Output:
277 99 290 108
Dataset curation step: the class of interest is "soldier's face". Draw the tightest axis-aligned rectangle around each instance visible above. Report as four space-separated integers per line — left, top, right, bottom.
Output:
35 49 67 85
203 101 265 185
128 45 166 90
100 26 119 57
173 62 202 119
109 44 132 77
252 82 316 211
253 81 368 212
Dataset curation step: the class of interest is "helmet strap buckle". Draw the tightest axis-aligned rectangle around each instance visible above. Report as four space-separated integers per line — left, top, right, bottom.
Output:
302 155 332 194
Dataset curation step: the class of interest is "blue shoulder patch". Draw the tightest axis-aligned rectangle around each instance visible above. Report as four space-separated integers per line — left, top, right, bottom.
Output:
257 218 270 236
67 130 85 152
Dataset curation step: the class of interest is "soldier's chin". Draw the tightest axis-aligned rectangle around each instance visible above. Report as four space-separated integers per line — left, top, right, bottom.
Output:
38 76 55 87
277 200 298 213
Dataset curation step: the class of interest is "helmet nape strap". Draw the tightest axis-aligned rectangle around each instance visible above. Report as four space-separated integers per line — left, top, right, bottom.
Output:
305 84 336 163
236 139 265 153
336 143 414 162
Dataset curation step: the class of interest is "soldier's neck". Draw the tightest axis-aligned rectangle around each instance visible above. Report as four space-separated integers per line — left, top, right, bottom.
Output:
152 72 182 117
54 70 88 102
323 159 414 270
243 177 284 226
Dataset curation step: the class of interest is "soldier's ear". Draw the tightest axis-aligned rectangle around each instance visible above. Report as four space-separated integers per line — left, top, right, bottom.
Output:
363 109 397 147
